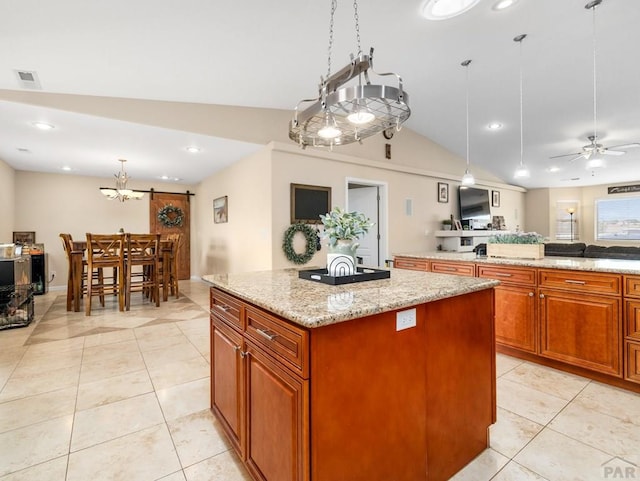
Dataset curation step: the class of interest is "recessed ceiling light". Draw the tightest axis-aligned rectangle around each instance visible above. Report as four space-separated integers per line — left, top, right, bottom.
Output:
61 166 72 171
420 0 481 20
493 0 519 11
160 175 182 182
547 166 560 173
487 122 502 130
32 121 55 130
185 146 201 153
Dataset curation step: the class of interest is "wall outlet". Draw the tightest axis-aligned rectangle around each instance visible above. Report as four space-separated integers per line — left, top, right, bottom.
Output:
396 308 417 331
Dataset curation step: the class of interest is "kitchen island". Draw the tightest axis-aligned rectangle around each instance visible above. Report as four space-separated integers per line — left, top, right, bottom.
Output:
203 268 499 481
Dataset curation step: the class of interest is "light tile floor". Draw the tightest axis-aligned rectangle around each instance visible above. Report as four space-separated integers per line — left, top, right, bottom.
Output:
1 280 639 480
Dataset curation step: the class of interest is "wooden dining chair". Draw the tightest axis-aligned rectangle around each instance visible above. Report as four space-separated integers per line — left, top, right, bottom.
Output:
60 233 92 311
85 233 125 315
160 233 181 300
125 233 161 310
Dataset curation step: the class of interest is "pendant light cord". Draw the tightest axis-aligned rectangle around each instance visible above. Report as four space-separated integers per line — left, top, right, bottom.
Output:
326 0 337 81
591 3 598 141
516 35 526 168
462 60 472 170
353 0 362 56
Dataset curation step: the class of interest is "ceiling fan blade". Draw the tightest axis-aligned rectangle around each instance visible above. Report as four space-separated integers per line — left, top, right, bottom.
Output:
568 153 587 163
602 149 625 156
607 143 640 150
549 152 582 159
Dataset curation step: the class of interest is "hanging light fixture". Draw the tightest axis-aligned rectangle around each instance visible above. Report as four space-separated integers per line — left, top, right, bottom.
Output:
289 0 410 148
460 59 475 186
99 159 144 202
513 34 530 179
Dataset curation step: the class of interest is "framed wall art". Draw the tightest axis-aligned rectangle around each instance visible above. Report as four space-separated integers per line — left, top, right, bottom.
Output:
13 231 36 244
437 182 449 203
213 196 228 224
290 183 331 224
492 190 501 208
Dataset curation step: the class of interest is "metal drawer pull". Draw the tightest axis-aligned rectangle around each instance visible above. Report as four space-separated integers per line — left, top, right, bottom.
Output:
494 273 513 277
564 280 587 285
240 350 249 359
256 328 277 341
442 267 456 271
529 292 534 297
214 304 231 313
401 262 416 267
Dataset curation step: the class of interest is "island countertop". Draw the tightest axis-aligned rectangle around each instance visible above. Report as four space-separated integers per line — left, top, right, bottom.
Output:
394 251 640 275
202 268 499 328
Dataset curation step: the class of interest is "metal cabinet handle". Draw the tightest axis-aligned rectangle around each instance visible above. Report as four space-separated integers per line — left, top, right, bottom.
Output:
564 279 587 285
441 267 456 271
402 262 416 267
233 345 240 352
539 293 545 299
240 350 249 359
495 273 513 277
256 328 277 341
213 304 231 313
529 292 534 297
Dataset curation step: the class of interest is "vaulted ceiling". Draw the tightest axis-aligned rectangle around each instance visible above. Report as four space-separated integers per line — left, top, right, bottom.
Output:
1 0 639 188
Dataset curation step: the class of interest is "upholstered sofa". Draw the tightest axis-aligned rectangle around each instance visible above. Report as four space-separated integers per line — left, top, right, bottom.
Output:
544 242 640 260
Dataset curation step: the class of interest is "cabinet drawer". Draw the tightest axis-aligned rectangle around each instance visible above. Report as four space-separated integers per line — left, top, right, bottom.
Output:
625 276 640 298
430 261 475 277
245 306 309 378
626 341 640 384
538 269 621 295
394 257 428 271
478 265 536 286
626 300 640 340
211 288 244 331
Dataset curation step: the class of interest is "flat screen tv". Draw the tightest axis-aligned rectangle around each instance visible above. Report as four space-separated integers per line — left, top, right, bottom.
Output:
458 186 491 227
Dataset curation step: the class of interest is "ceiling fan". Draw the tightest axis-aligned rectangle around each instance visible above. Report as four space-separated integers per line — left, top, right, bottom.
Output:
550 0 640 165
550 135 640 163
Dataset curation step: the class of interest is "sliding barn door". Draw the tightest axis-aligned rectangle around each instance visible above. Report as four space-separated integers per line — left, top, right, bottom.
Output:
150 192 191 280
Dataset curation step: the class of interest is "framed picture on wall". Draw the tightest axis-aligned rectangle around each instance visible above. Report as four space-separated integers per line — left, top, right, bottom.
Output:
437 182 449 203
213 196 228 223
13 231 36 244
492 190 501 207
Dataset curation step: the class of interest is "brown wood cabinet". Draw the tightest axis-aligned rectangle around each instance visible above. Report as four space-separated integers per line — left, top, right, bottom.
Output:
478 265 537 353
395 257 640 391
624 276 640 384
210 286 496 481
430 260 475 276
393 257 428 271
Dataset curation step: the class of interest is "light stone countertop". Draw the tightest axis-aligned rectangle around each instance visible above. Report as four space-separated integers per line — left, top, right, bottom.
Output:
394 251 640 275
202 268 499 328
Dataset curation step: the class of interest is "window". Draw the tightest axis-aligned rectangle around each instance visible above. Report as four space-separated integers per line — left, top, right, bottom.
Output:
595 196 640 241
555 201 579 241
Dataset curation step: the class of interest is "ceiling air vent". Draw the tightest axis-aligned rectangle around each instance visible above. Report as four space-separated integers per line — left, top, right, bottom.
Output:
14 69 42 90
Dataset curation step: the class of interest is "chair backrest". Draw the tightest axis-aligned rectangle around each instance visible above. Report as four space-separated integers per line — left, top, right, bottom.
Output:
60 233 73 258
86 233 125 267
126 233 161 265
165 233 182 257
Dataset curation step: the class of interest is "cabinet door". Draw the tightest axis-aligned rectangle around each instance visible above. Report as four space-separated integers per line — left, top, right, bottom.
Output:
626 341 640 384
539 289 622 377
245 342 309 481
393 257 428 271
430 261 475 277
211 318 245 456
626 300 640 340
495 285 537 353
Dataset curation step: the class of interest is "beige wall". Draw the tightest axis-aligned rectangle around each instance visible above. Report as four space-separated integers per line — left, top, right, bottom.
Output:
525 188 550 237
194 148 272 276
0 159 15 242
15 171 195 289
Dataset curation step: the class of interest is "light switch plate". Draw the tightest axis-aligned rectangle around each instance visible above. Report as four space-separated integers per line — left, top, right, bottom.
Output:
396 308 417 331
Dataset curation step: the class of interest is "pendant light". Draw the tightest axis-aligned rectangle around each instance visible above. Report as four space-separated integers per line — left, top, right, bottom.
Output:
461 60 475 186
289 0 410 148
99 159 144 202
513 34 530 179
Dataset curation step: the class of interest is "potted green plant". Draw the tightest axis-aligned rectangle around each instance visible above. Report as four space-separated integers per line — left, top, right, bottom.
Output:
442 219 453 231
320 207 374 274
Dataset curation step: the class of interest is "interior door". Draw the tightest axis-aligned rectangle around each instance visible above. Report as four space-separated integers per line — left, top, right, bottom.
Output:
150 192 191 280
348 185 379 266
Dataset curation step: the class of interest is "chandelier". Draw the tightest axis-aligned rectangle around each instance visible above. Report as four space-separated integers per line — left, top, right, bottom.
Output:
99 159 144 202
289 0 410 148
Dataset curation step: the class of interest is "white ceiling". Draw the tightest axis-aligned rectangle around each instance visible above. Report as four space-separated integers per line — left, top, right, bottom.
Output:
1 0 639 188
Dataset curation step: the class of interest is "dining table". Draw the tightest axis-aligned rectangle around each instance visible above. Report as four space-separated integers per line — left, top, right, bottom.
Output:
69 237 174 312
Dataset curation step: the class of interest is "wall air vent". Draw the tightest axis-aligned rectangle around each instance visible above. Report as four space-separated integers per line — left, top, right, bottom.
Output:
14 69 42 90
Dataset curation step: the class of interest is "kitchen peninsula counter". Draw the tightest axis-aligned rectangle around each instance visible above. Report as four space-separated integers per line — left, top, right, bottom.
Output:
204 268 499 481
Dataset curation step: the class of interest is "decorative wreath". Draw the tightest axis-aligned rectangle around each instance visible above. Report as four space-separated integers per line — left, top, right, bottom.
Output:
157 204 184 228
282 223 317 264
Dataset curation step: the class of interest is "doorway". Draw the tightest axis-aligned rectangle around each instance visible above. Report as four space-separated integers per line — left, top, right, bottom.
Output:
346 178 388 267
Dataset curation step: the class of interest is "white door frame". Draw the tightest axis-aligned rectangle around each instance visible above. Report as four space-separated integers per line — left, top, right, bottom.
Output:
345 177 389 267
